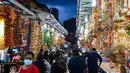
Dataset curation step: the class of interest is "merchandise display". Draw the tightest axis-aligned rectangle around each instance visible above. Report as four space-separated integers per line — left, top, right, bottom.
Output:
101 62 120 73
30 21 39 51
0 1 66 63
78 0 130 69
0 0 130 73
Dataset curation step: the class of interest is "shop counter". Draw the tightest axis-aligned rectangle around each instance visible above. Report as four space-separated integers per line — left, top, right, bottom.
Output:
101 62 120 73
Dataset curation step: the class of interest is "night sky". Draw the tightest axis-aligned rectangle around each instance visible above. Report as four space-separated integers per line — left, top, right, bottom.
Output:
36 0 77 24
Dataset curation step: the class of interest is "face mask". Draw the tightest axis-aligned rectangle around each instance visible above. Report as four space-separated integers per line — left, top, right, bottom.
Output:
52 47 56 52
64 44 68 48
24 59 32 65
64 54 68 57
81 48 86 53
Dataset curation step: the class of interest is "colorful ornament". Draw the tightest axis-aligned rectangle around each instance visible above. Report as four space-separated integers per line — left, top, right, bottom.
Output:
125 26 130 35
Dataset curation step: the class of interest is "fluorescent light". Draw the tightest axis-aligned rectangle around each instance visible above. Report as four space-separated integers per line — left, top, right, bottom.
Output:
0 19 4 37
44 24 47 29
85 15 88 22
52 28 54 32
0 2 3 4
92 0 96 7
80 26 84 33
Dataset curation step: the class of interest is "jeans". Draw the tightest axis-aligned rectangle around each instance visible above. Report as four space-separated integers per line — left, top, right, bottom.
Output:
88 68 98 73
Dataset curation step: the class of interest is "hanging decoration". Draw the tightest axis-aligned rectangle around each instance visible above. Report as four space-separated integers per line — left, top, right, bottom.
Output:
38 23 43 50
20 18 30 48
44 30 50 45
50 28 55 45
13 16 22 46
126 12 130 20
125 25 130 35
0 6 16 48
0 17 5 49
30 21 39 51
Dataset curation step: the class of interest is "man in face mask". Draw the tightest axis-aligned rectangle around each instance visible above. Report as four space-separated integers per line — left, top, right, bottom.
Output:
10 51 39 73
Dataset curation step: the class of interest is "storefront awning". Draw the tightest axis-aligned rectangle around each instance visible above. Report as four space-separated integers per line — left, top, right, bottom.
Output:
37 11 68 35
8 0 68 35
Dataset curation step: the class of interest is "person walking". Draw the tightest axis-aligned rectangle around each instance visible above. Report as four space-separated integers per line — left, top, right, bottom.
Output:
84 48 102 73
34 50 51 73
10 51 39 73
68 49 87 73
51 57 67 73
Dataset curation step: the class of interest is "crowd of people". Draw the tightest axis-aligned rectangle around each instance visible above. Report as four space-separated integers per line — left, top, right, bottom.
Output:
9 48 103 73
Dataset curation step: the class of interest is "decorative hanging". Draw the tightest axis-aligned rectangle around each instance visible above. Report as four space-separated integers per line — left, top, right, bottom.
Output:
44 30 50 45
0 17 5 49
125 26 130 35
0 6 15 48
13 16 22 46
126 11 130 20
30 21 39 51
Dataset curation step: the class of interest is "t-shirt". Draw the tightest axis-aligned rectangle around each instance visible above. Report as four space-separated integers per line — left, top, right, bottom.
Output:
84 51 102 69
18 64 39 73
68 56 87 73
